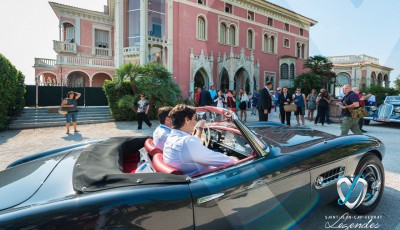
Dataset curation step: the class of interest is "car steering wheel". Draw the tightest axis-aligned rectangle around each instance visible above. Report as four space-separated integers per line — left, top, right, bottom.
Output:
195 122 211 147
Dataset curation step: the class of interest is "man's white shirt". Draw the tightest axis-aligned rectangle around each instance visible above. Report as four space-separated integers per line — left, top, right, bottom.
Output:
152 124 171 150
163 129 235 176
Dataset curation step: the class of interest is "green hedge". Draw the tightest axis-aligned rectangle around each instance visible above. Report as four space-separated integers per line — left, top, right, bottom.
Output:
103 80 137 121
0 53 25 129
363 85 400 105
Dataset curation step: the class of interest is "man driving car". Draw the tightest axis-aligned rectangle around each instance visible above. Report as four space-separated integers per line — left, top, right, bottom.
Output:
163 104 238 176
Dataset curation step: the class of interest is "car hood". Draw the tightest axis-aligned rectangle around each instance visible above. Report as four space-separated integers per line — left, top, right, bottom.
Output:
0 151 70 211
249 125 336 153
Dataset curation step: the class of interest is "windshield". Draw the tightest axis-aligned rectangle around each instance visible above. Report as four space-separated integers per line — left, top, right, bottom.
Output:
385 96 400 103
195 106 269 156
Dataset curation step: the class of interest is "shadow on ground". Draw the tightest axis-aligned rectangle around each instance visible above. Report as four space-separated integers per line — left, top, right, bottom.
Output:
0 130 21 146
61 132 89 142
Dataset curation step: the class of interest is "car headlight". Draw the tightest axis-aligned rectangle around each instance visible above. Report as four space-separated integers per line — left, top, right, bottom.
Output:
370 106 378 112
395 107 400 113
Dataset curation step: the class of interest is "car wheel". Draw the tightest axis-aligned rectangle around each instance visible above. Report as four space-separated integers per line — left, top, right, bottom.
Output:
363 120 370 125
352 155 384 214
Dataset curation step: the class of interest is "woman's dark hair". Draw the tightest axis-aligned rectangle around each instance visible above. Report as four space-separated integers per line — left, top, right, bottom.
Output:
169 104 196 129
67 91 75 98
157 106 173 124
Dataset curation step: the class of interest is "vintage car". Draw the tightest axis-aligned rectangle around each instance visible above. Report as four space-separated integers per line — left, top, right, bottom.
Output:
364 96 400 125
0 106 385 229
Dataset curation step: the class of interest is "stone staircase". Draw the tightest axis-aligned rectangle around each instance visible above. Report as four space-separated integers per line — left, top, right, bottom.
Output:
9 106 114 130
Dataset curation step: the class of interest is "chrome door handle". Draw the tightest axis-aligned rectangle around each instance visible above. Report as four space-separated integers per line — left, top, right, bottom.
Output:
197 193 224 204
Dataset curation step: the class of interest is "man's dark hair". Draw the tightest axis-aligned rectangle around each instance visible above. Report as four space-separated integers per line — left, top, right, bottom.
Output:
169 104 196 129
157 106 173 124
266 81 273 86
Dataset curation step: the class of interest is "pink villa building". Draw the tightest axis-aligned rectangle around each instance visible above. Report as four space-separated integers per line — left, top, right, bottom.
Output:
34 0 317 98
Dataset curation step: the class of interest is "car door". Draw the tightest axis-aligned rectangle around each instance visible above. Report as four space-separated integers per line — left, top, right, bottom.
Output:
189 155 311 229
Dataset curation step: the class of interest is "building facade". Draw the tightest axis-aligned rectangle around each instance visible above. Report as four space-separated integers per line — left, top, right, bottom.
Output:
328 54 392 96
34 0 316 97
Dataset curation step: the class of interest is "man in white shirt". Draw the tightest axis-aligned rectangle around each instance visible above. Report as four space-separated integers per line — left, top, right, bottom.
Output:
163 104 237 176
152 106 173 150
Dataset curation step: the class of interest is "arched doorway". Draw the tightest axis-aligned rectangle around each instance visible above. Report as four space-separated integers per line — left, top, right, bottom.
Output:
371 72 376 86
335 72 350 96
67 71 89 88
219 68 229 91
234 68 249 93
92 73 112 87
377 73 383 87
194 68 209 90
384 74 389 88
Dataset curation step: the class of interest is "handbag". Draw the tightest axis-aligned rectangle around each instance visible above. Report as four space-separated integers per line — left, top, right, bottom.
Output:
349 107 368 119
284 104 297 112
58 107 68 115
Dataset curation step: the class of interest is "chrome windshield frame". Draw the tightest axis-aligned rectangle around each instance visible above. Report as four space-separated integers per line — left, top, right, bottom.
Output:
199 106 270 157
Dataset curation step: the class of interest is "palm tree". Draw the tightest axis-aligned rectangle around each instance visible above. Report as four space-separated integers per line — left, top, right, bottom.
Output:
303 55 335 89
115 63 182 115
115 62 143 94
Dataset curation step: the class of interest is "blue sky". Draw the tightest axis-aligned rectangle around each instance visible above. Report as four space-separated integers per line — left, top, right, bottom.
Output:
1 0 399 86
268 0 400 86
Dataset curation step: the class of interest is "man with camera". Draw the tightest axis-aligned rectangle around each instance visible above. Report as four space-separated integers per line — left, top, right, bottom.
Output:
337 84 363 135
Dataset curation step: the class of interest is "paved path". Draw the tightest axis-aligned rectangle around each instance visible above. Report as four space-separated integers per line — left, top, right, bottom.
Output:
1 110 399 229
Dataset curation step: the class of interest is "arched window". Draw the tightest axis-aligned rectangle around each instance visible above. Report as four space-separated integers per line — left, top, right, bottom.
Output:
220 23 227 44
297 42 301 58
229 25 236 45
301 44 306 59
263 34 269 52
270 35 275 53
280 64 289 79
336 73 350 86
290 64 295 79
247 29 254 49
197 16 206 40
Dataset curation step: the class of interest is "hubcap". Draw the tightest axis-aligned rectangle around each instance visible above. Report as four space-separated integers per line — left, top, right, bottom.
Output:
361 164 382 206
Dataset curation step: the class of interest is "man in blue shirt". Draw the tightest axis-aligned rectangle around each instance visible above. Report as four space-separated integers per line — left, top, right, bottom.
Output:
152 106 173 150
337 84 363 135
209 85 217 106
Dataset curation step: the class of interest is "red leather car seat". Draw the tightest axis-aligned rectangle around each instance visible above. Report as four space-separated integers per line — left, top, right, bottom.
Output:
144 138 162 157
152 153 183 175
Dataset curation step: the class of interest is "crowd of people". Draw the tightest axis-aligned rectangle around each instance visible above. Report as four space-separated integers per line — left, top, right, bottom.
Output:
138 83 373 176
60 82 374 161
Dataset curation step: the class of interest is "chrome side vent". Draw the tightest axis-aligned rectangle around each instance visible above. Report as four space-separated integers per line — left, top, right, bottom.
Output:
315 166 345 189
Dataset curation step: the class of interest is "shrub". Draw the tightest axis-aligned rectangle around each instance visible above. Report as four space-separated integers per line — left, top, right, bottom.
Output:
363 85 400 105
11 71 26 116
0 53 23 129
103 80 136 121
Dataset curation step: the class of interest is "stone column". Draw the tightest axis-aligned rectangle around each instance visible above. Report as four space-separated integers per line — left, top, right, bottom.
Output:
114 0 124 68
140 0 148 65
167 0 174 73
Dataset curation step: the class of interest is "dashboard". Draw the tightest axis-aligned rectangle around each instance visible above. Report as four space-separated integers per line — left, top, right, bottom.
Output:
208 128 253 159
